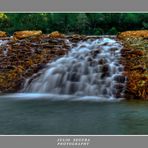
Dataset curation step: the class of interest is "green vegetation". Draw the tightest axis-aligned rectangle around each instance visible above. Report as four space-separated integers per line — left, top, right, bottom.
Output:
0 13 147 35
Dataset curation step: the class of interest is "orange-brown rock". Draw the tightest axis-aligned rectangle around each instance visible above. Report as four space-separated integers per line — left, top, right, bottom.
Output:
118 30 148 100
48 31 65 38
117 30 148 39
124 71 148 100
13 30 42 40
0 31 8 37
0 33 69 93
121 48 145 58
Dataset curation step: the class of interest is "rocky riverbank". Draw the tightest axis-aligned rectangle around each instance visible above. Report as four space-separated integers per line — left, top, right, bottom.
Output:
0 30 147 100
0 31 102 93
0 31 71 93
117 30 148 100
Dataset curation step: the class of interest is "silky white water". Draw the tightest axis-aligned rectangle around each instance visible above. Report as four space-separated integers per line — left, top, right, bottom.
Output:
21 38 126 101
0 40 9 56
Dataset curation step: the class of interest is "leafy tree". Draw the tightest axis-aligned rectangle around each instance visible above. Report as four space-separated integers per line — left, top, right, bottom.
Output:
143 22 148 29
0 13 10 32
76 13 89 34
107 27 118 35
0 13 148 35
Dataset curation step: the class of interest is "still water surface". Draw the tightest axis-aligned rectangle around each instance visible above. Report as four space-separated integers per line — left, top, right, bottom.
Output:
0 95 148 135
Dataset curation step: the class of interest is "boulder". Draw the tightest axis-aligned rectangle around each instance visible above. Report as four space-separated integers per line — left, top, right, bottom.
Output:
48 31 65 38
13 30 42 40
117 30 148 39
0 31 8 37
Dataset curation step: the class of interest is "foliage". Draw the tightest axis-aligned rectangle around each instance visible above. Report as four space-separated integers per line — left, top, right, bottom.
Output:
107 27 118 35
0 13 147 35
143 22 148 29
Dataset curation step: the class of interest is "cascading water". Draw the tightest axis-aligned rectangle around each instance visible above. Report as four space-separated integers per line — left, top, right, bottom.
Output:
0 40 9 56
22 38 126 101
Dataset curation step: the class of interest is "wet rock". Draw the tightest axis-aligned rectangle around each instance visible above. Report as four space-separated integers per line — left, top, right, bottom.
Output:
68 82 78 94
113 92 123 98
67 72 80 82
113 83 125 91
112 87 124 98
37 63 46 70
91 48 101 58
101 64 110 73
98 58 107 65
102 88 108 95
86 56 93 62
101 72 110 78
110 47 118 51
114 75 125 83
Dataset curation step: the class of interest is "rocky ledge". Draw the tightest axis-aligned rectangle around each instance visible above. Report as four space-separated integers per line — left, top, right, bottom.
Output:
117 30 148 100
0 31 101 93
0 31 71 93
0 30 147 100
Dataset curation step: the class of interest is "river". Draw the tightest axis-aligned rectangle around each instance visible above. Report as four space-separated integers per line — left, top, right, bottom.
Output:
0 96 148 135
0 37 147 135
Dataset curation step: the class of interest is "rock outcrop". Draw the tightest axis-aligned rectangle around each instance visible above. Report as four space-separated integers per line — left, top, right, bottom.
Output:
117 30 148 100
0 31 8 37
13 30 42 40
0 30 147 100
0 31 70 93
48 31 65 38
118 30 148 39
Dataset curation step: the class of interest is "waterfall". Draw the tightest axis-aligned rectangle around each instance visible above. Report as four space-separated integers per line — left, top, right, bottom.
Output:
22 38 126 101
0 40 9 56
